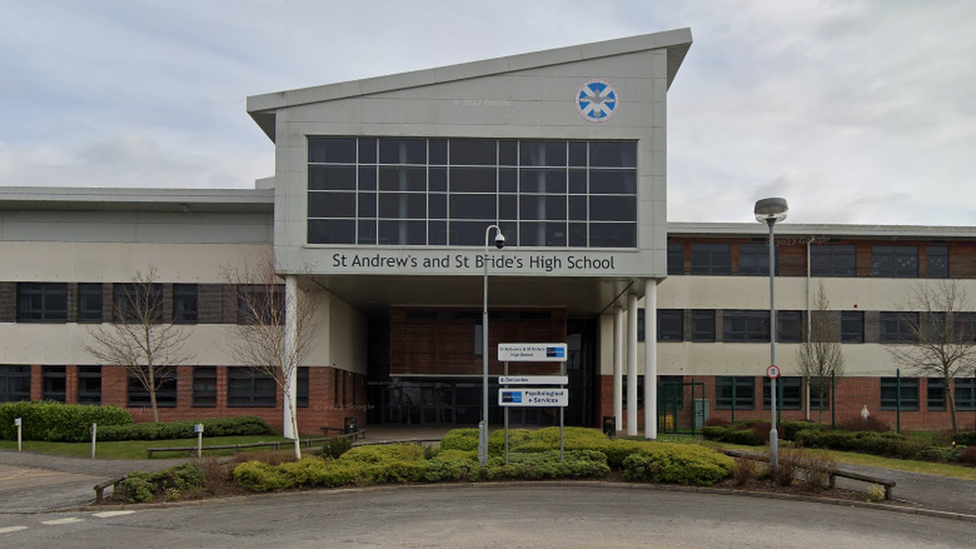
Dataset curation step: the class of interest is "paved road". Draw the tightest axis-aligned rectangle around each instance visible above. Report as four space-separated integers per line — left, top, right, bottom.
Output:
835 462 976 516
0 485 973 548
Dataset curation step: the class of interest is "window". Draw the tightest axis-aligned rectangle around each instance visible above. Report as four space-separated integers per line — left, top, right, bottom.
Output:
297 367 309 408
77 283 103 323
954 313 976 342
127 367 177 407
173 284 198 324
237 285 284 324
763 376 802 410
114 283 163 323
927 246 949 278
872 246 918 278
0 366 31 403
691 243 731 275
927 378 946 410
621 375 644 408
716 376 755 409
658 310 683 342
956 378 976 411
42 366 66 402
809 377 831 411
881 377 919 411
228 367 276 407
810 245 856 277
667 241 684 275
738 243 778 276
193 367 217 407
880 312 917 343
777 311 802 343
77 366 102 405
691 310 716 342
17 283 68 322
723 310 769 342
841 311 864 343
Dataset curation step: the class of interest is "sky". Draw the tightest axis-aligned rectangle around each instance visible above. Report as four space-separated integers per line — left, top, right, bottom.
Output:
1 0 974 226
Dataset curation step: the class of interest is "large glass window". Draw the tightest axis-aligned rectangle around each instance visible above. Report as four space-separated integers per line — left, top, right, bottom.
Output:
667 241 684 275
17 283 68 322
777 311 803 343
881 377 919 411
691 310 716 342
658 310 684 342
228 367 276 407
307 137 637 248
873 246 918 278
127 367 177 408
77 283 103 323
957 378 976 411
77 366 102 405
841 311 864 343
114 283 163 323
763 376 802 410
723 310 769 342
880 312 917 343
738 243 778 276
42 366 66 402
927 378 946 411
193 366 217 407
927 246 949 278
716 376 755 410
691 243 731 275
0 366 31 403
810 245 856 277
173 284 198 324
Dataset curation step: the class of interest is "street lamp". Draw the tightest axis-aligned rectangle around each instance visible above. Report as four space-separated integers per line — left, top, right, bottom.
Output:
755 197 788 471
479 224 505 466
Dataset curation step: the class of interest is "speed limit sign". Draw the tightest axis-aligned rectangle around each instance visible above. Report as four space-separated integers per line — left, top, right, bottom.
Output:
766 365 781 379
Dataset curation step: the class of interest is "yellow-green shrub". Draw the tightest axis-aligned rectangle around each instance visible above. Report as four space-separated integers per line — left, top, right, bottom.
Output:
622 443 734 486
339 443 425 464
440 428 479 451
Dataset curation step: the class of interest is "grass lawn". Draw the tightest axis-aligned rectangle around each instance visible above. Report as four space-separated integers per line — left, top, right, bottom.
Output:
0 435 301 460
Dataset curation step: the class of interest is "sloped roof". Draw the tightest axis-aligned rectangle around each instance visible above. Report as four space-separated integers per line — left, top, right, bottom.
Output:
246 28 693 141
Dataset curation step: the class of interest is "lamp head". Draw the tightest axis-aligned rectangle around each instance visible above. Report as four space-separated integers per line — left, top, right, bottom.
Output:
494 232 506 250
754 197 789 224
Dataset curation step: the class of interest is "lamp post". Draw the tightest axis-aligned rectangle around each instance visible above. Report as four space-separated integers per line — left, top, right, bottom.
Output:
755 197 788 471
479 224 505 466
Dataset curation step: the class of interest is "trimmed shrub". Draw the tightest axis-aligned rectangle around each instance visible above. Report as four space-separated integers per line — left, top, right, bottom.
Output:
622 443 734 486
233 461 293 492
732 456 759 486
952 431 975 447
836 416 891 433
779 421 824 441
960 446 976 467
795 429 927 459
440 428 479 452
917 445 959 463
701 426 760 446
115 463 205 502
484 450 610 480
488 428 534 455
0 401 132 442
318 436 353 459
97 416 270 442
339 443 425 464
437 449 478 461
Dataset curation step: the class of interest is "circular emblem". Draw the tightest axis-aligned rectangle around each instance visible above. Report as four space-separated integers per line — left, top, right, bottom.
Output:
767 365 781 379
576 79 619 122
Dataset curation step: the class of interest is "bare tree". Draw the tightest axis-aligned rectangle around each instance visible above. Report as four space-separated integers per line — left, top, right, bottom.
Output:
796 282 846 423
887 280 976 431
222 253 319 460
83 265 193 422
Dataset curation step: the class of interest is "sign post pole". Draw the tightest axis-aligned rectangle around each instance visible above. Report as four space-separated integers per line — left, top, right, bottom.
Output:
91 423 97 459
560 360 565 461
195 423 204 459
15 418 22 452
504 361 509 466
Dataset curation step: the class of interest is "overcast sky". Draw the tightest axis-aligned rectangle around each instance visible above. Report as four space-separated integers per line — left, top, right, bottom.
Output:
1 0 974 225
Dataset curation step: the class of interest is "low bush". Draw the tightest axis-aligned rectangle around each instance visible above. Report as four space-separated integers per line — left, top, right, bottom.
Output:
488 428 534 455
701 426 760 446
232 461 293 492
115 463 205 502
732 456 759 486
318 436 353 459
952 431 976 447
338 443 425 464
779 421 824 441
440 428 479 452
960 446 976 467
0 401 131 442
795 451 836 490
916 445 960 463
795 429 927 459
621 443 734 486
484 450 610 481
97 416 270 442
835 416 891 433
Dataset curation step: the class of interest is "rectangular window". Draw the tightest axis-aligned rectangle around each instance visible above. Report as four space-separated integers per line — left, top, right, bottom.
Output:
810 245 856 277
927 378 946 411
841 311 864 343
192 366 217 407
927 246 949 278
297 367 309 408
42 366 66 402
880 377 919 411
872 245 919 278
173 284 198 324
716 376 755 410
114 283 164 323
723 310 770 342
621 375 644 408
77 283 104 323
228 367 276 407
237 285 285 325
880 312 917 343
0 366 31 403
691 243 731 275
77 366 102 405
809 377 831 411
658 310 684 342
691 310 716 342
17 283 68 322
763 376 802 410
667 241 684 275
956 378 976 411
777 311 803 343
738 243 778 276
127 367 178 408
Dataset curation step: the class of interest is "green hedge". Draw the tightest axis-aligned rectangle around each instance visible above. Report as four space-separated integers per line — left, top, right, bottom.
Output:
622 443 734 486
115 463 204 503
701 426 760 446
338 443 425 464
483 450 610 480
440 428 479 452
0 401 132 442
794 429 928 459
96 416 270 441
952 431 975 447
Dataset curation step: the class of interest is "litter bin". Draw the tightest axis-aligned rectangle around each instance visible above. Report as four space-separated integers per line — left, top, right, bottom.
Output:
344 416 358 435
602 416 616 439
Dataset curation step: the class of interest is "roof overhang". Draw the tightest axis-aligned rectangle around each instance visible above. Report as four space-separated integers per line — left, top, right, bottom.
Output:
0 187 274 214
668 222 976 240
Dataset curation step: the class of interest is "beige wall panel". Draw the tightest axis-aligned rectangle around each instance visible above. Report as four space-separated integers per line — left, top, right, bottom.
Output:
327 294 367 375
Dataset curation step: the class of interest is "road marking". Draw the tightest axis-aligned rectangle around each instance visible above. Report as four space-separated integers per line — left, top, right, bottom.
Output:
0 526 28 534
92 511 136 518
41 518 84 526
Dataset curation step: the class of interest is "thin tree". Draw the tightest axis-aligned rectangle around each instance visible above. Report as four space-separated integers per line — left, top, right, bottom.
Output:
83 265 193 422
222 254 319 460
796 282 846 423
887 280 976 432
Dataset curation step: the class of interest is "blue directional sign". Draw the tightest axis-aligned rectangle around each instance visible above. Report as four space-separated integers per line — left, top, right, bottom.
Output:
576 79 619 122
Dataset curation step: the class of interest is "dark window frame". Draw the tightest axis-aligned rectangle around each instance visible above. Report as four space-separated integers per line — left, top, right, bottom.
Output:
810 245 856 277
723 310 770 342
77 366 102 405
738 243 779 276
113 283 164 323
691 243 731 275
956 378 976 411
42 366 67 402
880 377 919 411
297 367 309 408
691 310 716 342
77 283 104 323
716 376 755 410
173 283 198 324
667 241 684 275
192 366 217 408
927 378 946 411
227 367 276 408
0 366 32 403
880 312 918 343
927 245 949 278
127 367 178 408
237 284 285 325
658 309 684 342
872 245 919 278
777 311 803 343
841 311 865 343
17 282 68 323
763 376 802 410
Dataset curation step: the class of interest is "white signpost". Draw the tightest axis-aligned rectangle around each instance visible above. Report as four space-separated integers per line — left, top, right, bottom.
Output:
498 343 569 463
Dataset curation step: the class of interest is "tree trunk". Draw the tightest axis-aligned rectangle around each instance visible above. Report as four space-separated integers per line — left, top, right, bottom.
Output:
148 366 159 423
947 373 959 432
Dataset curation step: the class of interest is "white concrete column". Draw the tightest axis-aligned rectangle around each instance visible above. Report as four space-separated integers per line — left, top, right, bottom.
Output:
613 307 624 432
283 275 298 440
627 293 638 436
644 278 658 440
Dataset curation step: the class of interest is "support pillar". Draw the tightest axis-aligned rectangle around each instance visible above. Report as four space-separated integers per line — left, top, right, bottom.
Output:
627 294 638 436
613 307 624 432
283 275 298 440
644 278 658 440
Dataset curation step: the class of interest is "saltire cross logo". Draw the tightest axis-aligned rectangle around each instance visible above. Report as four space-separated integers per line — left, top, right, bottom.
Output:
576 79 619 122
